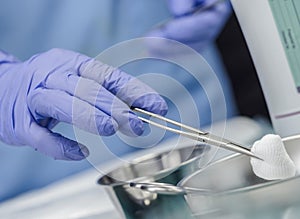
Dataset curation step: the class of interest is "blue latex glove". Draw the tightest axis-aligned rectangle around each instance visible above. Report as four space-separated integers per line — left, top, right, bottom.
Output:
148 0 231 50
0 49 167 160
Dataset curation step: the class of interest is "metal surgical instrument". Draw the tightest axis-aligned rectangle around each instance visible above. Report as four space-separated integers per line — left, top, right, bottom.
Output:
133 108 262 160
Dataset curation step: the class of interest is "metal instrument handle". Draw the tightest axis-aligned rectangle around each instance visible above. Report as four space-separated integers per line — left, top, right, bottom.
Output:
129 182 211 195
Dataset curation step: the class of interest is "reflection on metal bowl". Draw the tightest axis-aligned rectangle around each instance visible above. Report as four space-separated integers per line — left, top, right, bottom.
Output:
98 144 210 219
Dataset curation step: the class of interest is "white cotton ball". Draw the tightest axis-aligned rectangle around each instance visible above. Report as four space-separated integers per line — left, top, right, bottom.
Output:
250 134 296 180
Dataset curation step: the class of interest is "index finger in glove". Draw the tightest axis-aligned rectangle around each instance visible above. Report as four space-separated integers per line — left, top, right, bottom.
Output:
78 60 168 116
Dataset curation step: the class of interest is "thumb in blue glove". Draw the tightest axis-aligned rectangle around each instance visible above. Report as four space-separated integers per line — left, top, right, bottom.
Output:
147 0 231 51
0 48 167 160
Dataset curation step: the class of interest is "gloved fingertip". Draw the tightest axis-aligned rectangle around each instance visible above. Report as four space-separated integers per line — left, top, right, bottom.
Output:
129 112 144 136
148 101 168 116
64 142 89 161
158 103 168 116
155 95 169 116
97 117 118 136
132 94 168 116
79 144 90 157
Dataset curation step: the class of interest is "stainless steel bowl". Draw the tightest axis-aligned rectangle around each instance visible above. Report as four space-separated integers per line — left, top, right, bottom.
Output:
98 144 209 219
179 134 300 218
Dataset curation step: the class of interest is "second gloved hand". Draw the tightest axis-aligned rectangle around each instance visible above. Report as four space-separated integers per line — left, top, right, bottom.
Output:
0 48 167 160
148 0 231 51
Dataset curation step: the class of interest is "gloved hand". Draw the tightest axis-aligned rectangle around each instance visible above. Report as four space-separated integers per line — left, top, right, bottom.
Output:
148 0 232 50
0 48 167 160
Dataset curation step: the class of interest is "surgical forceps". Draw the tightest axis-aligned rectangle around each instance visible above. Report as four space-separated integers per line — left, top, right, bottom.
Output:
133 108 262 160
